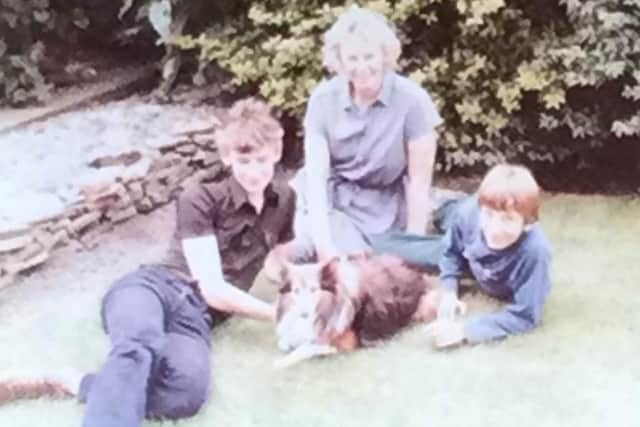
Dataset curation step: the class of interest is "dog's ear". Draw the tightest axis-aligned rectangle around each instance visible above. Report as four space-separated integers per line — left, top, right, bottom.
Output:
319 257 340 293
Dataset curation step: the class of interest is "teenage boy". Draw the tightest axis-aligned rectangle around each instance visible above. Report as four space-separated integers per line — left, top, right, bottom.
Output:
78 98 295 426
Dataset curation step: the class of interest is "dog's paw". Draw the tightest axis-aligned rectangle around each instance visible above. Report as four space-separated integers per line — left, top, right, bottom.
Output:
273 344 338 369
273 357 294 370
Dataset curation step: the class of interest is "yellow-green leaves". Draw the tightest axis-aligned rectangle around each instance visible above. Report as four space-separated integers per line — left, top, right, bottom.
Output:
457 0 506 26
541 87 566 110
516 64 556 92
161 0 640 171
496 83 523 113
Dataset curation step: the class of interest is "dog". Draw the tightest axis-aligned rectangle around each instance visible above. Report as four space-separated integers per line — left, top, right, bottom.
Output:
270 252 446 367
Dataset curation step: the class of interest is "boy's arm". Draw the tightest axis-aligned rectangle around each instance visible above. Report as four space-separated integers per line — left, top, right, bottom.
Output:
182 236 274 321
464 246 551 343
438 211 467 294
175 186 274 321
437 218 468 319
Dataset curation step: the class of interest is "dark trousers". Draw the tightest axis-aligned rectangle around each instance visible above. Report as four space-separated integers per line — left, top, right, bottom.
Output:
80 265 213 427
368 197 465 272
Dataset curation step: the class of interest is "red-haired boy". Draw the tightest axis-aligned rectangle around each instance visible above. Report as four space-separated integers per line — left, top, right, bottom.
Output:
427 164 552 348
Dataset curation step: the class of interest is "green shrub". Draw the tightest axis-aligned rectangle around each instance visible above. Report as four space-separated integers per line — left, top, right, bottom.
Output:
2 0 637 187
0 0 54 106
175 0 640 175
0 0 148 107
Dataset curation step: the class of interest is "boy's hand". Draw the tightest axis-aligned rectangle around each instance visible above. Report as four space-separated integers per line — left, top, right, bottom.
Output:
426 289 467 349
437 289 466 320
424 319 466 349
264 246 287 285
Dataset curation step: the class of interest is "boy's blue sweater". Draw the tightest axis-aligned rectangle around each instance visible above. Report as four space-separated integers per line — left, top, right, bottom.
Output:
439 196 552 343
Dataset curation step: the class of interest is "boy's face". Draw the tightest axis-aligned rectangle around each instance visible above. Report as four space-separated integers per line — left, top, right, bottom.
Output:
227 146 279 196
479 206 527 250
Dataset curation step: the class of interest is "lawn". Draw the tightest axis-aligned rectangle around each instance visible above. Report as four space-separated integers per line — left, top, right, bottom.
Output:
0 194 637 427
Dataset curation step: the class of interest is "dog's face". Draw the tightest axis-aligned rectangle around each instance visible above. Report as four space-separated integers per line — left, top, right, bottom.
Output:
273 252 437 357
274 258 353 352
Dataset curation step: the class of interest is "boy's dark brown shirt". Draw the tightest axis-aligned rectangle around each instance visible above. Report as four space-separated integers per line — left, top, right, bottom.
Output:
158 171 295 293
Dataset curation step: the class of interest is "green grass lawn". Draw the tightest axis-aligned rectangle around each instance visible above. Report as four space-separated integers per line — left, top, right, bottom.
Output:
0 194 638 426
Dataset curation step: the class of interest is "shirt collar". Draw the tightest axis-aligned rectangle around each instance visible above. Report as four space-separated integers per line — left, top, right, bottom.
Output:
228 174 280 211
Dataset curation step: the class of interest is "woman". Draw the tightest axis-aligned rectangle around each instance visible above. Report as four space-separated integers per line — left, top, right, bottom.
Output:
288 6 451 267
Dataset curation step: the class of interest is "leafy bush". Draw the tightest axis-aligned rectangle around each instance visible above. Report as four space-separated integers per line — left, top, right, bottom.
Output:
0 0 125 106
2 0 638 188
0 0 157 107
0 0 251 106
175 0 640 177
0 0 54 106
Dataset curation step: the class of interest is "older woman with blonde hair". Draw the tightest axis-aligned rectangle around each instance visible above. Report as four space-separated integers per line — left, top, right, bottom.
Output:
286 6 456 268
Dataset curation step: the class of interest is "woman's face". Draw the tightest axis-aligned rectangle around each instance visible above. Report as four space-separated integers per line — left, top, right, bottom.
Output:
339 36 385 99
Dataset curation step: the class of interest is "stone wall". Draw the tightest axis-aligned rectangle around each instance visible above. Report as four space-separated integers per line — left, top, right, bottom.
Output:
0 126 225 289
0 97 468 290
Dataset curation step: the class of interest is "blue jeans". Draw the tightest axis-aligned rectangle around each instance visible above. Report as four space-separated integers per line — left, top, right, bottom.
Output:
80 265 213 427
368 197 464 271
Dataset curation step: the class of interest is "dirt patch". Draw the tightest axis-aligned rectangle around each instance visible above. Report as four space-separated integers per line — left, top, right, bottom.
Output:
0 204 175 314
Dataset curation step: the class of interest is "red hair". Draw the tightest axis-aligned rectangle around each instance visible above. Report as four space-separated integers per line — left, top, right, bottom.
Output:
478 164 541 224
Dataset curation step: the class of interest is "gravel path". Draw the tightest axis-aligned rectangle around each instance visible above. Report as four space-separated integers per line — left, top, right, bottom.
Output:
1 98 215 228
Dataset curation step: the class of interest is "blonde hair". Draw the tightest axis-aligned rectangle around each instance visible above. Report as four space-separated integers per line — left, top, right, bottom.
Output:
478 164 541 224
322 6 401 74
215 98 284 158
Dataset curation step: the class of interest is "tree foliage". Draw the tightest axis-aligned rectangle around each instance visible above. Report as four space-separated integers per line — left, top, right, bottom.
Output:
2 0 638 180
175 0 640 172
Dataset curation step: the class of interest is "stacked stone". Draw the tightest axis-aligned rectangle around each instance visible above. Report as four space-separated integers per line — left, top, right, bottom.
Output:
0 122 225 290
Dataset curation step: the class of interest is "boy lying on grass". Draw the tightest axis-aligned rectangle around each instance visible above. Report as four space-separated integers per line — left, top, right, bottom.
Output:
425 164 553 349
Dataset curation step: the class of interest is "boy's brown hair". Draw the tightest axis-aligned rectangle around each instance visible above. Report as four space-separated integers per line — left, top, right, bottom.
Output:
478 164 541 224
215 98 284 159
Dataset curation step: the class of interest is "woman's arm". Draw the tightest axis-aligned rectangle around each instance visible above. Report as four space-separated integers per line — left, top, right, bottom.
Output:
404 88 442 235
303 91 337 258
406 131 438 234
